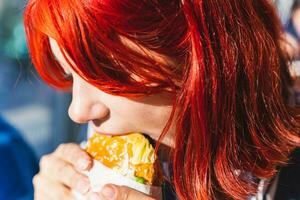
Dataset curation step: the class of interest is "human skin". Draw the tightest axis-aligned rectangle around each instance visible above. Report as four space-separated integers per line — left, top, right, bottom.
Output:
285 8 300 59
292 8 300 37
32 37 177 200
284 33 300 59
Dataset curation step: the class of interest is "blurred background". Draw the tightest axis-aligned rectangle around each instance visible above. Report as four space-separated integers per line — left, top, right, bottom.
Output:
0 1 83 199
0 0 83 158
0 0 300 199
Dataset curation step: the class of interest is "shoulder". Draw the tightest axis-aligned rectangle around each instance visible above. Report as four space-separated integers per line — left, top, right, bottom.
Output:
272 148 300 200
0 116 38 199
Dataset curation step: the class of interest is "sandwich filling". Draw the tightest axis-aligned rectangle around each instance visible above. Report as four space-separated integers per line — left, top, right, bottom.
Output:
86 133 162 185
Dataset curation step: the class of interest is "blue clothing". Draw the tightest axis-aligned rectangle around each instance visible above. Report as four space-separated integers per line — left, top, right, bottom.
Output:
0 116 38 200
273 148 300 200
285 18 300 42
161 162 177 200
162 179 178 200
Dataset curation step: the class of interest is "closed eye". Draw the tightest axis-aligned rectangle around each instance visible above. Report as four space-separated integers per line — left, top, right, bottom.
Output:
63 73 73 81
52 54 72 80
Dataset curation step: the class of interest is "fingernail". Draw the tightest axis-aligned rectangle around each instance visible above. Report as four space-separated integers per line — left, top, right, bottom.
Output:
77 158 90 170
90 193 101 200
101 185 115 199
76 178 90 194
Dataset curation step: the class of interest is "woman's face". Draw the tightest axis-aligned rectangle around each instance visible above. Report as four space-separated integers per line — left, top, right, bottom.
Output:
49 38 176 147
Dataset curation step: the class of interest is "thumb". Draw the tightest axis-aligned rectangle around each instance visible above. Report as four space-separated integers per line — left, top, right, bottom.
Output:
99 184 156 200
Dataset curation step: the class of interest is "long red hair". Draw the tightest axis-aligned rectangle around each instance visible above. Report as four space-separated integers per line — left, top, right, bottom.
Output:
24 0 300 199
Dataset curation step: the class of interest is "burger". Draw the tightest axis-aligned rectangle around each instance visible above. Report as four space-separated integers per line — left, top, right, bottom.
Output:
73 132 163 200
85 132 163 186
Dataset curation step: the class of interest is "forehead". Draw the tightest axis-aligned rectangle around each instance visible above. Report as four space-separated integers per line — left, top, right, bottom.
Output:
118 36 175 67
49 36 175 69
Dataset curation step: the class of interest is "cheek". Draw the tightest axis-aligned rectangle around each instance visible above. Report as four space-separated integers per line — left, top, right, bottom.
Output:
129 106 172 130
103 93 173 134
135 106 176 146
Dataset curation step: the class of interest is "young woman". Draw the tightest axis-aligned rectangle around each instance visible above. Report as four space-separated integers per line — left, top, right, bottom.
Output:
23 0 300 199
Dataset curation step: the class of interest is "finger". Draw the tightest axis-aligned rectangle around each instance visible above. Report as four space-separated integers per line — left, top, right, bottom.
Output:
92 184 156 200
39 155 90 194
34 183 52 200
34 191 51 200
116 185 155 200
54 143 92 170
33 173 74 200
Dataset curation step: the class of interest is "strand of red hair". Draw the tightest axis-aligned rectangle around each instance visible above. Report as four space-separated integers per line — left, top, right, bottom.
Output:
174 0 300 199
23 0 300 199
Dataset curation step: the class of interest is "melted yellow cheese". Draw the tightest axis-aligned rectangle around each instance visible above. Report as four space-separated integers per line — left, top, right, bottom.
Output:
86 133 157 184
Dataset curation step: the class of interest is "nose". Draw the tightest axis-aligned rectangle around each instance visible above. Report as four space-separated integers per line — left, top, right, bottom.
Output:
68 75 110 124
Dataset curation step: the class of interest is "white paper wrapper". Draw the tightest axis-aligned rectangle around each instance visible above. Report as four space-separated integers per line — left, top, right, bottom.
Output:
73 159 162 200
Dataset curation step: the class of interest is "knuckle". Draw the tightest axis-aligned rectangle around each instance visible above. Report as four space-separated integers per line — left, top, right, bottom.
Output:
57 143 84 164
32 174 40 186
39 154 52 169
57 160 79 187
70 172 82 187
56 159 70 176
69 147 90 168
69 147 81 162
69 144 84 158
64 168 78 187
56 143 68 154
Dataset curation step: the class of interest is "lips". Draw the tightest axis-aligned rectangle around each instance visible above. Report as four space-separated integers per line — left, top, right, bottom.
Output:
93 131 134 137
91 125 140 138
89 113 147 136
